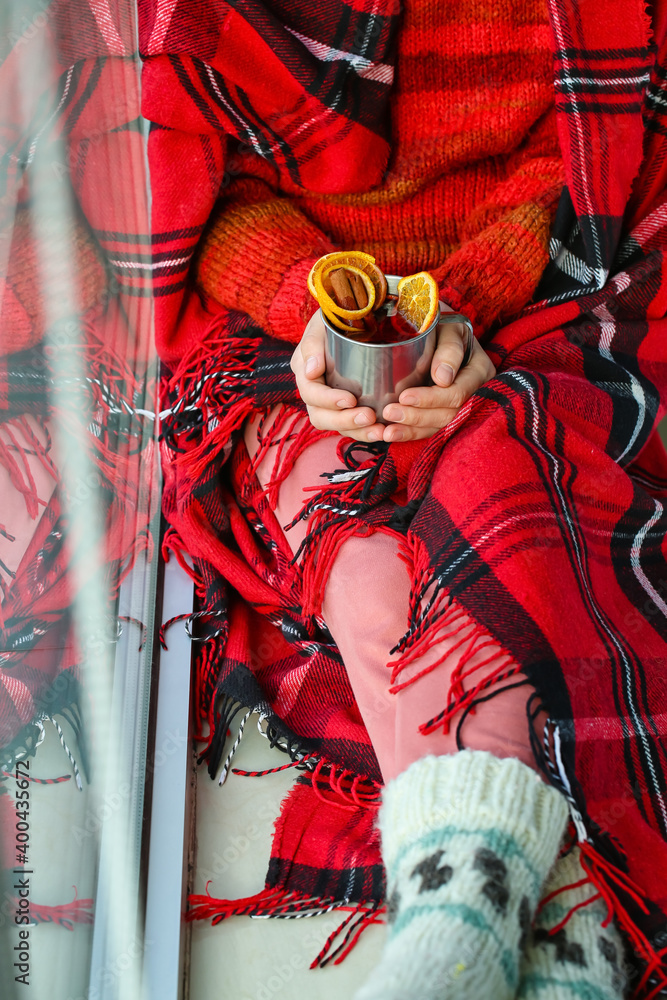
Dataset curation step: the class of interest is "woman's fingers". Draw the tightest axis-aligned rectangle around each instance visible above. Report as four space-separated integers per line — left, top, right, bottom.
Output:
383 403 459 431
381 423 451 443
303 403 384 437
382 337 496 436
292 314 384 438
293 375 358 412
393 337 495 411
293 310 328 379
291 312 358 412
430 314 471 387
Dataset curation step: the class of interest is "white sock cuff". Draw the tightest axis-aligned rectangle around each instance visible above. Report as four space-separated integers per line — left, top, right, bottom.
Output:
379 750 569 874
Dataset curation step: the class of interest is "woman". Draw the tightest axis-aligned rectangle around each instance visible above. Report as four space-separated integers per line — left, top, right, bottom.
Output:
145 0 667 995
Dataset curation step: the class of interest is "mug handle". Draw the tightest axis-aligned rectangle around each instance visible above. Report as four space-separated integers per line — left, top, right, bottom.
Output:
437 312 475 369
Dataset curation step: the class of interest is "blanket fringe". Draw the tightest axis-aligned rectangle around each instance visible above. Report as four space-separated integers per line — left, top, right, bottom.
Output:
41 712 83 791
202 699 382 811
391 535 521 736
244 404 332 511
281 440 397 619
310 899 385 968
161 526 200 584
293 517 376 620
216 713 382 812
20 888 94 930
187 885 345 924
186 885 384 966
1 769 71 784
0 418 53 521
307 758 382 812
198 695 250 779
396 539 667 995
232 751 318 778
577 840 667 999
159 321 263 476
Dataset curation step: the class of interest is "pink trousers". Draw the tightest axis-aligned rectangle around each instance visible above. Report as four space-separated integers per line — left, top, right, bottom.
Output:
244 410 543 784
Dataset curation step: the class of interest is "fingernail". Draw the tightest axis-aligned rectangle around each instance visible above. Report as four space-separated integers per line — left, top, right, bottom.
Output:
354 412 372 425
367 430 381 441
389 428 404 442
400 394 417 406
305 356 318 374
384 406 404 422
337 398 352 408
435 363 454 386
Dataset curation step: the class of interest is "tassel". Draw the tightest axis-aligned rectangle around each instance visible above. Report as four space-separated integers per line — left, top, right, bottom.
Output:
420 656 521 736
194 638 225 744
232 751 317 778
312 900 385 968
187 885 345 924
47 714 83 791
198 696 250 779
576 840 667 995
391 535 522 736
308 758 382 812
541 812 667 997
158 612 191 651
27 888 94 930
116 615 147 651
161 526 201 583
218 709 252 786
263 413 332 511
159 320 263 460
186 885 382 966
0 420 47 521
1 769 71 784
244 404 331 511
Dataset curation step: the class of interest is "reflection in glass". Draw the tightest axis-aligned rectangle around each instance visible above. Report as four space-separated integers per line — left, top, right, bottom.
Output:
0 4 159 999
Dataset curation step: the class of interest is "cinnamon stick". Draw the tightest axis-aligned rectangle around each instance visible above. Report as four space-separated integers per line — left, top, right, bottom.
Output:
330 268 357 311
329 267 364 330
347 270 369 309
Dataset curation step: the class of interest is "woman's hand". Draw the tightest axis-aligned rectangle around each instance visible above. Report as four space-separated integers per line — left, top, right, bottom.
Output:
290 307 496 442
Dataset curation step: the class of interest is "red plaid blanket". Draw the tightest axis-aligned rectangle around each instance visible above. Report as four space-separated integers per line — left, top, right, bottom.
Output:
147 0 667 993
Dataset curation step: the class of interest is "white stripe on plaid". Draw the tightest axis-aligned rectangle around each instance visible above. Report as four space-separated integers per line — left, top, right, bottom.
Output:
549 1 605 280
555 71 649 90
548 236 595 285
286 27 394 85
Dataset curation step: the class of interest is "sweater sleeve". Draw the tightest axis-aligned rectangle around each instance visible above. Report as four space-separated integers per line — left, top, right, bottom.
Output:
196 156 565 345
195 177 336 345
433 157 565 336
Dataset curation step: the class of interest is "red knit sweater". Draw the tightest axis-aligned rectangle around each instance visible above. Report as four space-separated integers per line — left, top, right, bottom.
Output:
195 0 564 342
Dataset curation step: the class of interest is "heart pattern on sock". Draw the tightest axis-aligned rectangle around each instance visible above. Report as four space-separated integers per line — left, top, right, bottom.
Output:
534 927 586 966
410 849 453 893
474 847 510 912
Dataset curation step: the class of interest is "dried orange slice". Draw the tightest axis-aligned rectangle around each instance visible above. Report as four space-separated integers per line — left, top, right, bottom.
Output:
308 252 387 310
313 264 376 321
396 272 439 334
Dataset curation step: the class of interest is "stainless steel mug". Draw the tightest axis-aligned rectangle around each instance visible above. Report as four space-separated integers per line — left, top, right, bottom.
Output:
321 275 474 422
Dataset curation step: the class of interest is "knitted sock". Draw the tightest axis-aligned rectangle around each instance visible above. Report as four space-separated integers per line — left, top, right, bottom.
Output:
517 847 627 1000
354 751 569 1000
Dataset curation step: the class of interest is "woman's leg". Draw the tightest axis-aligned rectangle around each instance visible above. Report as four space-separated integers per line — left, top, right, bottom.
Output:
243 410 625 1000
244 409 541 783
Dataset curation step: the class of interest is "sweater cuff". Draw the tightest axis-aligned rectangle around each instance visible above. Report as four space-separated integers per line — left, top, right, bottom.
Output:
437 279 483 336
267 256 321 344
434 201 553 338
